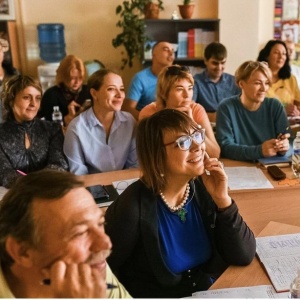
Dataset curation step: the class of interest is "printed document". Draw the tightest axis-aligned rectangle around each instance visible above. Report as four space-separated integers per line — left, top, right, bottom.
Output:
256 233 300 292
192 285 288 298
224 167 273 190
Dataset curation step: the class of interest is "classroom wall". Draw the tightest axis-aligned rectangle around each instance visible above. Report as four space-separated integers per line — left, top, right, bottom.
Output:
14 0 217 89
218 0 274 74
14 0 274 86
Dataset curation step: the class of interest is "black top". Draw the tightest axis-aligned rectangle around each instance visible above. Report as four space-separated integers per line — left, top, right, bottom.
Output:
39 84 90 122
0 118 69 188
105 178 256 298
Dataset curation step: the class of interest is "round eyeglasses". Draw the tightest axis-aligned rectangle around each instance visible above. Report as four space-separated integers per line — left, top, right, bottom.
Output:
164 129 205 150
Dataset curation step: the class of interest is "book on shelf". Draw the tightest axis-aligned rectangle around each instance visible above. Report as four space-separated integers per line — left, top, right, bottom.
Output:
194 28 203 58
144 40 157 60
187 28 195 58
177 31 188 58
257 155 292 168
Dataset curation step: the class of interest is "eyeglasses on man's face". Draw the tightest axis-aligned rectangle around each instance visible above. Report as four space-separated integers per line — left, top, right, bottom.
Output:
166 65 190 76
164 129 206 151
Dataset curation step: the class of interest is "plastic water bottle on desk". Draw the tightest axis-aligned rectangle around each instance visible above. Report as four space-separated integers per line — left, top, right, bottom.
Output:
52 106 63 126
292 131 300 178
290 268 300 298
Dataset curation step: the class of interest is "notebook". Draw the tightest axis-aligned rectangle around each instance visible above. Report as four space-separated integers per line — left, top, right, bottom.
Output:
257 156 292 168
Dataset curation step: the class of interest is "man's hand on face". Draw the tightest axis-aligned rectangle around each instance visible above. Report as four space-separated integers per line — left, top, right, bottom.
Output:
42 260 107 298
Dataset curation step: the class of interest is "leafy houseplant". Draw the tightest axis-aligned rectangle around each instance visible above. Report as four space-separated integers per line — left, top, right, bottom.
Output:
112 0 164 69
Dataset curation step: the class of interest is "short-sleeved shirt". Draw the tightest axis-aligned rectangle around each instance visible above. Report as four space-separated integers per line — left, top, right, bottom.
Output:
193 70 241 112
127 67 157 111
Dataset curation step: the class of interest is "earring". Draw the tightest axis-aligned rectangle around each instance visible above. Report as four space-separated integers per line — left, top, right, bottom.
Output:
160 173 164 177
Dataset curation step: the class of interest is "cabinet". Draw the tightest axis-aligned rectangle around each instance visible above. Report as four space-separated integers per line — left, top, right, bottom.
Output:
144 19 220 67
0 21 21 71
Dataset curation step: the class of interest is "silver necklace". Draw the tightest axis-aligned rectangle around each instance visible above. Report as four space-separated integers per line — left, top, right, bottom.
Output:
159 183 190 222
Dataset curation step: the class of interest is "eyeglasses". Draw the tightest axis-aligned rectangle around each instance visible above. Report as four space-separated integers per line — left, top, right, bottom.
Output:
164 129 206 150
166 65 190 76
245 61 268 71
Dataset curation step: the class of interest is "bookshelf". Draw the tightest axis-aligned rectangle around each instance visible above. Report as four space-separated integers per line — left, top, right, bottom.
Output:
143 19 220 67
0 21 21 71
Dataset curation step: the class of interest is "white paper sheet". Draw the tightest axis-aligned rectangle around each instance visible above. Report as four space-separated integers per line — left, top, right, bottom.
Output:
112 178 139 195
224 167 274 190
192 285 288 298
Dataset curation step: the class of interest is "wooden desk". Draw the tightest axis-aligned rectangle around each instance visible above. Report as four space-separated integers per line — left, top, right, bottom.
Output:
78 168 141 187
211 221 300 290
221 159 300 236
79 160 300 235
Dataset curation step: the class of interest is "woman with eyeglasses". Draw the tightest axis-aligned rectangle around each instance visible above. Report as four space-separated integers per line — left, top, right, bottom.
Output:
216 60 290 161
0 75 69 188
139 64 220 158
105 109 255 298
257 40 300 117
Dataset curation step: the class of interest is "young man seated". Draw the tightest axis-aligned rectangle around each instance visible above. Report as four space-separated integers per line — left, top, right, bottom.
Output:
193 42 241 122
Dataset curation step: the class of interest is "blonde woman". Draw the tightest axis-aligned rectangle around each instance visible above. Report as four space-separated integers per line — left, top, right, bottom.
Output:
139 64 220 158
216 61 290 161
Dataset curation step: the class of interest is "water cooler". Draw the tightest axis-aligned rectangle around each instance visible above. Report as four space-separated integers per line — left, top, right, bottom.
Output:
37 23 66 92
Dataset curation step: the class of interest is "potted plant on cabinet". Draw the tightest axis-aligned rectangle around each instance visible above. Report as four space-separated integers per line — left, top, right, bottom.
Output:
178 0 195 19
112 0 164 69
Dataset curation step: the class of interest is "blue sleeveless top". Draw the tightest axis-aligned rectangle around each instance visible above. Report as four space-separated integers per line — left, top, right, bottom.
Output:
157 188 212 274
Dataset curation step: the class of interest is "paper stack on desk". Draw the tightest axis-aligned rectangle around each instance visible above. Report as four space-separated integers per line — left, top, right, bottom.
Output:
256 233 300 292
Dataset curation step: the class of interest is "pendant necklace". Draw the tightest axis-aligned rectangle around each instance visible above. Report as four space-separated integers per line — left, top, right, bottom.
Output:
159 183 190 222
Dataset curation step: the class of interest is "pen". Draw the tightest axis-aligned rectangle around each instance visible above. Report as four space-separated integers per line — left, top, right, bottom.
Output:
204 152 211 176
42 278 117 289
277 126 290 140
16 169 27 176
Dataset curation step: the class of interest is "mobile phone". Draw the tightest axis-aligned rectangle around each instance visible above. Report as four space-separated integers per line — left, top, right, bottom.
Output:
87 184 119 207
87 185 109 201
267 165 286 181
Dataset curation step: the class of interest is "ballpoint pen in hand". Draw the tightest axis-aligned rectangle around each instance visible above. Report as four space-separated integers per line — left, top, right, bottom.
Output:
277 126 290 140
16 170 27 176
204 152 211 176
42 278 117 289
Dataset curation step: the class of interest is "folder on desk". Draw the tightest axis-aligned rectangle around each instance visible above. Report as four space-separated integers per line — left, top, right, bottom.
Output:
257 156 291 168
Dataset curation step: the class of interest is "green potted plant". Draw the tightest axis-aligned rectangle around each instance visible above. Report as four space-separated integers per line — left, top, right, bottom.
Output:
178 0 195 19
112 0 164 69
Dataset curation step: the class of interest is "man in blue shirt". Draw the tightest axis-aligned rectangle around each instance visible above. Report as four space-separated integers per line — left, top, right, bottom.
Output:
193 42 240 122
122 41 175 120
